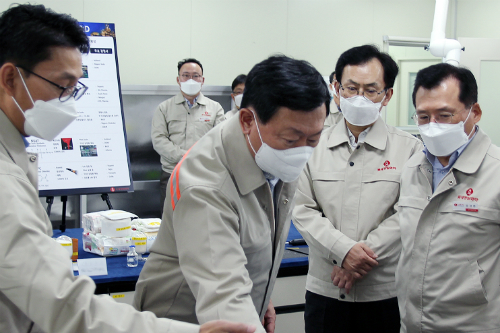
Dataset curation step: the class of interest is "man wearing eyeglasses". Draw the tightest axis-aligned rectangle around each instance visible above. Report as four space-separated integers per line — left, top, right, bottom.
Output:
396 64 500 333
323 71 342 130
292 45 422 333
224 74 246 120
152 58 224 215
0 4 257 333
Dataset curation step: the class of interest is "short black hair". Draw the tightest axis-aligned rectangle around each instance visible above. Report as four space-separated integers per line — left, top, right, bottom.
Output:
329 71 336 84
241 55 330 124
412 63 478 108
177 58 203 75
335 45 399 89
0 4 89 72
231 74 247 91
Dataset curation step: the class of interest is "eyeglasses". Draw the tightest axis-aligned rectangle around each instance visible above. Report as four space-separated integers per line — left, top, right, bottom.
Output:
412 110 465 125
16 66 88 102
180 73 203 81
339 84 387 101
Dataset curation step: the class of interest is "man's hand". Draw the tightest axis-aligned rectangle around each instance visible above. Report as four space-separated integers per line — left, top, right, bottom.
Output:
262 300 276 333
200 320 256 333
331 266 360 294
342 243 378 276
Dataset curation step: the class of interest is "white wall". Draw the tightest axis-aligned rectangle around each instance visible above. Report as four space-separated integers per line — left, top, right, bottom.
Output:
457 0 500 39
0 0 495 86
0 0 441 86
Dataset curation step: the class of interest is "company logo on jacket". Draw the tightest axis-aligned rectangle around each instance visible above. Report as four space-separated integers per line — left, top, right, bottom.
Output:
458 188 478 202
199 111 212 122
378 160 396 171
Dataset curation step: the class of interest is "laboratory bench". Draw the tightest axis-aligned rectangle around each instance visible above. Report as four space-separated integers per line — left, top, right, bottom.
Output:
53 223 309 333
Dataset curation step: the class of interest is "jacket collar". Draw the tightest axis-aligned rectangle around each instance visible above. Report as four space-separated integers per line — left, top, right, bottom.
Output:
452 127 490 174
221 115 266 196
0 108 38 188
326 116 388 150
0 109 29 174
174 91 207 105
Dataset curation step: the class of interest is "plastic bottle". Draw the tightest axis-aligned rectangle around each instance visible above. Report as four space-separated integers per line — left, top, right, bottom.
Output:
127 245 138 267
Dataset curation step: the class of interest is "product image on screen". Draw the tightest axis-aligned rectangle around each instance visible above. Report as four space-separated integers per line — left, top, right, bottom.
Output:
82 65 89 78
61 138 73 150
80 145 98 157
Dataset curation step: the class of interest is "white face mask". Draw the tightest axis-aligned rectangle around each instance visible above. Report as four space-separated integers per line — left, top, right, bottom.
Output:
330 83 338 97
418 107 473 157
340 94 384 126
234 94 243 109
246 110 314 182
180 79 202 96
12 68 78 141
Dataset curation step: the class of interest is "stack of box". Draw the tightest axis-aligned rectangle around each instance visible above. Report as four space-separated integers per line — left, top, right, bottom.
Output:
82 210 137 256
131 218 161 253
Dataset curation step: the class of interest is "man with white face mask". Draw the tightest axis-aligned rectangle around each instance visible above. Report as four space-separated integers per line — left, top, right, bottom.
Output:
323 71 343 130
134 55 329 333
152 58 224 215
224 74 246 121
396 64 500 332
0 4 256 333
292 45 423 333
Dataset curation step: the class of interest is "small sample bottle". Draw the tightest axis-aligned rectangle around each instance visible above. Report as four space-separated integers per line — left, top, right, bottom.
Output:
127 245 138 267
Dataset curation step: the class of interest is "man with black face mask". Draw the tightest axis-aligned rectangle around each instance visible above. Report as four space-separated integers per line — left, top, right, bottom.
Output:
292 45 423 333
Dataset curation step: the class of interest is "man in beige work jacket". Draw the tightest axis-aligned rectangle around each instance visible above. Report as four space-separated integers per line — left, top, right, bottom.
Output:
323 71 343 130
293 45 422 333
397 63 500 332
152 58 224 214
0 4 255 333
134 55 330 333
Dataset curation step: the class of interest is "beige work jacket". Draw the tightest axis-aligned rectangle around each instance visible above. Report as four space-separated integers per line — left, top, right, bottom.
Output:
0 110 199 333
223 107 238 121
293 117 422 302
134 115 297 333
323 100 343 130
397 128 500 333
151 92 224 173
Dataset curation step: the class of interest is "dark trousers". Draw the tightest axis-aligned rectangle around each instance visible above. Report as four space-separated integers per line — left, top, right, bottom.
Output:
159 170 171 216
304 291 400 333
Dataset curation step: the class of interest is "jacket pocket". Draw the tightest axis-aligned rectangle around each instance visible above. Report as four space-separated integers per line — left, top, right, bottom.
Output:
398 196 428 210
466 259 488 305
361 171 401 183
310 171 345 181
167 119 187 136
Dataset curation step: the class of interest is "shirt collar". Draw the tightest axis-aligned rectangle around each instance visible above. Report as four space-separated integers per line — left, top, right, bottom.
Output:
264 171 280 186
347 126 370 149
174 92 206 106
22 135 30 148
326 116 388 151
185 96 198 109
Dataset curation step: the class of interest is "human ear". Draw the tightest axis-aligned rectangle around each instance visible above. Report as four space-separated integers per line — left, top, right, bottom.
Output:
239 108 255 135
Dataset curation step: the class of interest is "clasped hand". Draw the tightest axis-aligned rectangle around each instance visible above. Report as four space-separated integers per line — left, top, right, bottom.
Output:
331 243 378 294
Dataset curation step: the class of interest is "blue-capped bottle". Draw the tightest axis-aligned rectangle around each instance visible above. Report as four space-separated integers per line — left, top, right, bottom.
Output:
127 245 138 267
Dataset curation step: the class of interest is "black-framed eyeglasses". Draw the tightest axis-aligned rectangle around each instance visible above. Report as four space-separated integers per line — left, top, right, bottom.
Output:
180 73 203 81
339 83 387 101
17 66 88 102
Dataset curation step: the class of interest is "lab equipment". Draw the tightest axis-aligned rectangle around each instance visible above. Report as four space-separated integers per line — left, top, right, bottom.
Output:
54 235 73 258
427 0 463 66
82 231 132 256
127 245 138 267
83 210 137 237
